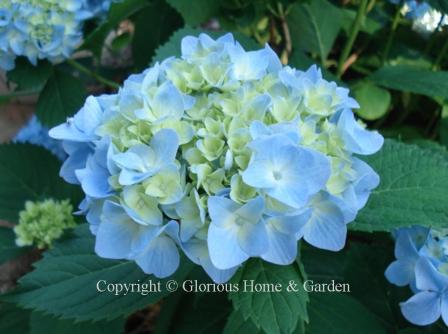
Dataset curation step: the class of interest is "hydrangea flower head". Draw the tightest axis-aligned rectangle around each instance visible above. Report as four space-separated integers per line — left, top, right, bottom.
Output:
50 33 383 283
13 115 66 160
386 227 448 327
389 0 448 35
82 0 116 19
0 0 114 70
14 199 76 249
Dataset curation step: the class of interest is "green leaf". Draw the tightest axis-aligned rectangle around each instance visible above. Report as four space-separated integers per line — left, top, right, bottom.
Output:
370 66 448 99
0 304 125 334
30 312 125 334
223 311 262 334
229 259 308 334
344 243 396 331
287 0 343 61
7 58 52 91
152 27 260 63
411 139 448 157
167 0 220 26
0 303 30 334
0 144 81 223
341 9 384 35
4 224 193 321
440 104 448 148
0 227 30 265
82 0 149 56
302 246 347 282
157 292 230 334
153 27 201 63
307 294 386 334
110 32 132 51
353 81 391 120
352 139 448 232
132 0 183 70
36 69 86 128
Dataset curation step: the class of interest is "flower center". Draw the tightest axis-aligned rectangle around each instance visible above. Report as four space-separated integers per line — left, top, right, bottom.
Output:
273 171 282 181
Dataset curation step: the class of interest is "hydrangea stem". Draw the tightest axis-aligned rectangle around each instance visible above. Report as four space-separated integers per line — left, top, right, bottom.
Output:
0 89 40 99
66 59 120 90
336 0 368 78
432 33 448 70
277 3 292 65
0 89 40 104
424 15 446 55
382 1 403 64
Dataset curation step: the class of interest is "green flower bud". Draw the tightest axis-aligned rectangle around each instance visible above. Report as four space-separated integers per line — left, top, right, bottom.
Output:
14 199 76 249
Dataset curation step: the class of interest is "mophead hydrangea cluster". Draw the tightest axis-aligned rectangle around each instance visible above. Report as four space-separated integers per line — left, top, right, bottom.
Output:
0 0 115 70
386 227 448 326
50 33 384 283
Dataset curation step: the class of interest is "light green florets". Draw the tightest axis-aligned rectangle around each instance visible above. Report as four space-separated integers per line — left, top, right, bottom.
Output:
14 199 76 249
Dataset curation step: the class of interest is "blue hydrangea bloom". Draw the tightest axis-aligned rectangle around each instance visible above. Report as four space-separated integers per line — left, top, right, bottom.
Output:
386 227 448 326
389 0 448 34
50 33 383 282
13 115 65 160
0 0 115 71
389 0 431 19
82 0 116 18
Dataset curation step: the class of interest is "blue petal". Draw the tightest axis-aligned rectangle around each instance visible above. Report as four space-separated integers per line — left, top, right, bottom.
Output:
150 128 179 163
113 147 149 172
385 259 416 287
350 157 380 210
337 109 384 155
237 220 268 256
149 82 185 122
241 159 277 189
134 221 180 278
415 257 448 292
228 43 269 81
49 96 103 142
442 294 448 326
181 36 199 58
75 152 111 198
244 135 330 208
300 193 347 251
401 291 441 326
207 196 240 228
60 142 91 184
235 196 265 223
49 121 89 142
395 230 420 260
270 211 311 235
0 52 14 71
207 223 249 270
261 222 298 265
182 237 238 283
263 43 282 73
95 201 137 259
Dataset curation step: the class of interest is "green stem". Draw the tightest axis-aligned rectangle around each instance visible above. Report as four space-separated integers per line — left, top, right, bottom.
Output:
66 59 120 90
277 2 292 65
424 15 445 55
432 35 448 70
336 0 368 78
0 89 40 99
382 2 402 64
0 89 41 104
